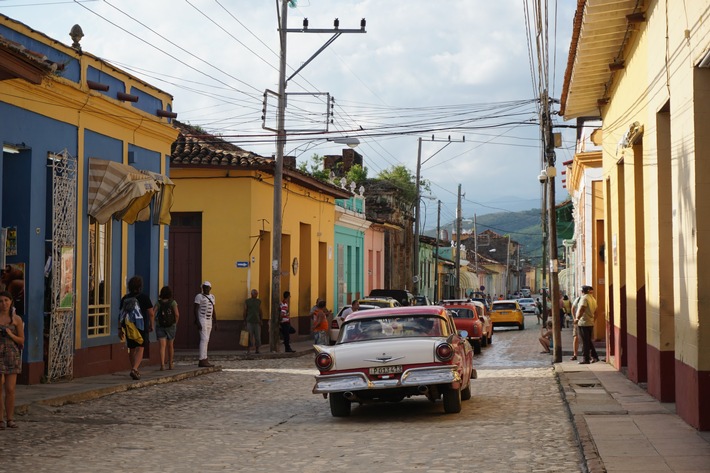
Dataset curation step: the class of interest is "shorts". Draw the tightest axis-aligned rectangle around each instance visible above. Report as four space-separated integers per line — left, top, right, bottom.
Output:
156 324 177 340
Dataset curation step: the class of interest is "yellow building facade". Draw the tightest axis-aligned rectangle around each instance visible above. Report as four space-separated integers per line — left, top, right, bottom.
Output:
562 0 710 429
169 124 349 349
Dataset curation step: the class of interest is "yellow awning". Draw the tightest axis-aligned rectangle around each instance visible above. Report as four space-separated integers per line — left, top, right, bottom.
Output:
88 158 174 225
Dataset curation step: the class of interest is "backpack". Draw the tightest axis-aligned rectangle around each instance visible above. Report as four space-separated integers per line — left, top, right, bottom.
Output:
156 299 176 327
120 296 144 331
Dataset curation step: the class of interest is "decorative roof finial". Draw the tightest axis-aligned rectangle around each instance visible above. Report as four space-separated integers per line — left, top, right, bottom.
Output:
70 24 84 51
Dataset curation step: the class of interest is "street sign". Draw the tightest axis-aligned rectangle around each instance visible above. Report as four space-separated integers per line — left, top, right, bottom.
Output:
235 261 249 268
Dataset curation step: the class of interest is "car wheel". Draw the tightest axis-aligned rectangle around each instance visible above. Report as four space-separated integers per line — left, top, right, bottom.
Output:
519 321 525 330
461 382 472 401
488 333 493 345
329 393 351 417
481 335 487 347
443 386 462 413
472 339 482 355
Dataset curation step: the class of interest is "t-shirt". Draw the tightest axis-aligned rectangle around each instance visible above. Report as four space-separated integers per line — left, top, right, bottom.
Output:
194 293 215 319
577 294 597 326
312 308 328 331
245 298 261 324
280 300 290 324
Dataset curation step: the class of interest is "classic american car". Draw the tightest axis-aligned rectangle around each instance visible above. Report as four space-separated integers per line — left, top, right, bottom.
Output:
440 299 484 354
313 305 476 417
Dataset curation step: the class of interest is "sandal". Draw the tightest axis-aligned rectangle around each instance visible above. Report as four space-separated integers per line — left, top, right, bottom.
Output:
6 420 18 429
168 362 174 370
569 356 577 361
130 369 141 380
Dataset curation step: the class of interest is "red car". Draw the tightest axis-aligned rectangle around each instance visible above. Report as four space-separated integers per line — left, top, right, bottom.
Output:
441 300 484 355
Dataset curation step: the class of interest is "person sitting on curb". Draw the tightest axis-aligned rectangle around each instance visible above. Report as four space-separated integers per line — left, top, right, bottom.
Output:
539 320 553 353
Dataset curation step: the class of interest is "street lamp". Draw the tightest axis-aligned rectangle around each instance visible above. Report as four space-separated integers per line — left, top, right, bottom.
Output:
327 137 360 148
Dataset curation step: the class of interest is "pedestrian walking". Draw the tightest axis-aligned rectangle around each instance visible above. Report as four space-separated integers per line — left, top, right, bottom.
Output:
194 281 217 367
311 299 329 345
535 298 542 325
244 289 262 354
280 291 295 353
0 290 24 429
560 294 572 328
575 285 599 364
155 286 179 370
118 275 154 380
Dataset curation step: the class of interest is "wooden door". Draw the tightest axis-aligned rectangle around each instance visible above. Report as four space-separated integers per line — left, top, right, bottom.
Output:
169 212 202 349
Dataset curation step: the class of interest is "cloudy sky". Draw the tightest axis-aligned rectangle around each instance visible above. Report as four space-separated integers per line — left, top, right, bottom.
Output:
2 0 575 224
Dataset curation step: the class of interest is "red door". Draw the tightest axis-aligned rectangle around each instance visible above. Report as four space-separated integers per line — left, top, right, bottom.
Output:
169 212 202 349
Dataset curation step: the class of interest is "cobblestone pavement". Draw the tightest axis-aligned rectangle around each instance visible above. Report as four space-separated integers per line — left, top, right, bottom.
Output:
1 315 585 472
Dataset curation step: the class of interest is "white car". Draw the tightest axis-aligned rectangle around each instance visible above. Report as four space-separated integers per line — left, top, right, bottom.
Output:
517 297 539 315
314 306 476 417
329 303 377 343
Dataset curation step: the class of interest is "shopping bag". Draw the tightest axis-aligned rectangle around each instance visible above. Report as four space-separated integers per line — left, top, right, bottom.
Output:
239 329 249 347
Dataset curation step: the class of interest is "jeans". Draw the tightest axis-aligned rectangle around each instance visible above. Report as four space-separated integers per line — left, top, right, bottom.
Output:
198 317 212 360
280 322 292 350
577 325 598 362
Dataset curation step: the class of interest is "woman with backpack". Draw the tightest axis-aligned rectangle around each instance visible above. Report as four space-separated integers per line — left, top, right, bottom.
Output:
155 286 179 370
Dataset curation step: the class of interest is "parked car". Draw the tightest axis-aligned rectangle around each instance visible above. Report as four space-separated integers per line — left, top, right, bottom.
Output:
413 295 433 306
440 299 484 354
471 300 492 346
329 303 378 343
517 297 539 315
368 289 415 306
489 300 525 330
358 297 401 309
313 305 475 417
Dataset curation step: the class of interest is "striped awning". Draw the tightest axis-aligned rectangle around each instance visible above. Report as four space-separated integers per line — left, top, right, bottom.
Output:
88 158 174 225
459 271 478 291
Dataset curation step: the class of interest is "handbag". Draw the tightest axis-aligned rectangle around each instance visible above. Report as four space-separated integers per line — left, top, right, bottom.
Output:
239 329 249 347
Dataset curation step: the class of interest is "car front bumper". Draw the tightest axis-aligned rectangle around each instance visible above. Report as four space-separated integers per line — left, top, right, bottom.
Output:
313 365 463 394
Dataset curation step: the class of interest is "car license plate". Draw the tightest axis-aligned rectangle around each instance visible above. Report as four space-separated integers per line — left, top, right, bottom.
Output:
369 365 402 375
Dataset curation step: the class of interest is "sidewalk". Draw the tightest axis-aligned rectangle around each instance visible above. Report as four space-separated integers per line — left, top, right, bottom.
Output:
12 332 710 472
554 325 710 472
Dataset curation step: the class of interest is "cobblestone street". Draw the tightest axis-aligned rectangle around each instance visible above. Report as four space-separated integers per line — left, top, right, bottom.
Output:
2 316 585 472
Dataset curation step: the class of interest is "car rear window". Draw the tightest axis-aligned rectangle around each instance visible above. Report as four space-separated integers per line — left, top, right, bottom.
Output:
448 308 475 319
339 315 448 342
493 302 517 310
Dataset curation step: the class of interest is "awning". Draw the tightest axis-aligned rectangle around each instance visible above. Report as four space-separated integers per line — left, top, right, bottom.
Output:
88 158 174 225
459 271 478 290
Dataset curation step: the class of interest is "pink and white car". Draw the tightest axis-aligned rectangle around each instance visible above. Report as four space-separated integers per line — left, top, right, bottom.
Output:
313 306 476 417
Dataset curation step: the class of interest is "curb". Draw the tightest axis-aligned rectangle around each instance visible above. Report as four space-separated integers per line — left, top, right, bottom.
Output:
554 365 605 473
174 349 314 362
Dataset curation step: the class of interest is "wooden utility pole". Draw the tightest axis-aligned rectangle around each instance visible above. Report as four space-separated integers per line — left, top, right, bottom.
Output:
455 184 462 298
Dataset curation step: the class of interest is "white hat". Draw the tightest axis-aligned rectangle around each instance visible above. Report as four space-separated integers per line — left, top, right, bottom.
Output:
202 281 212 287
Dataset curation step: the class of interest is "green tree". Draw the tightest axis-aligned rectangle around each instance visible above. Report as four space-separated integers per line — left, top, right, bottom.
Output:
345 164 368 186
297 153 330 181
377 165 419 202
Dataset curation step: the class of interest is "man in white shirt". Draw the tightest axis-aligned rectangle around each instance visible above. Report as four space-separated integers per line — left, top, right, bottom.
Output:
194 281 217 367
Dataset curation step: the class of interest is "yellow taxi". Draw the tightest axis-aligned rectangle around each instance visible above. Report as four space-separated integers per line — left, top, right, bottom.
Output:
489 299 525 330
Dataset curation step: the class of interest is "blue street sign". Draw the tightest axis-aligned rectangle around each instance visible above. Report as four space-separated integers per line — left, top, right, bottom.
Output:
236 261 249 268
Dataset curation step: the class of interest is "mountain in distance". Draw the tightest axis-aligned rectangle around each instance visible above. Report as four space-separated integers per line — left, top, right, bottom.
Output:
424 208 545 264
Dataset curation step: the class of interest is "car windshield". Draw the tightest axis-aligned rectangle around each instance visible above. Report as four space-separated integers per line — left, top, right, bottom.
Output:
447 308 475 319
338 315 448 343
493 302 517 310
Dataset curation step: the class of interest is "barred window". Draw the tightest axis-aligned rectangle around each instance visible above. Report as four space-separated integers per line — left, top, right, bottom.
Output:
87 219 111 337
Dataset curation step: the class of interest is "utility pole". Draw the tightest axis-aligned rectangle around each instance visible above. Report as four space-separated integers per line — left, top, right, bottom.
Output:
268 3 365 351
434 200 441 302
455 184 462 298
270 0 289 353
542 89 562 363
504 234 511 297
413 135 464 296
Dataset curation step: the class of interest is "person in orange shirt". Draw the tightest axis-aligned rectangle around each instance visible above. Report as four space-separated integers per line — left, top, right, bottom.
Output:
311 299 330 345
